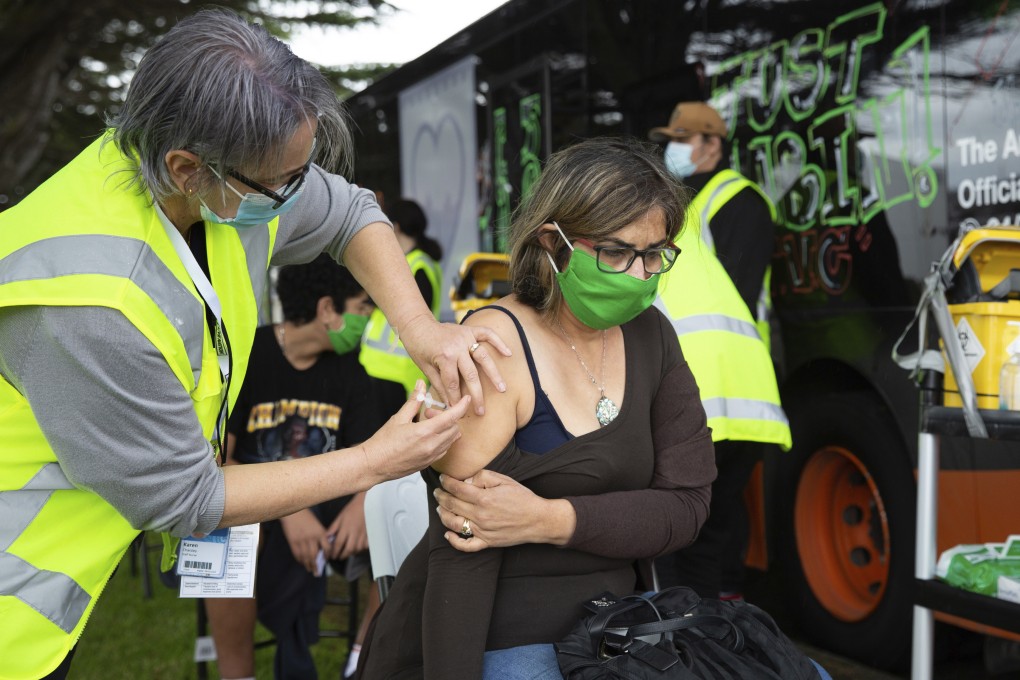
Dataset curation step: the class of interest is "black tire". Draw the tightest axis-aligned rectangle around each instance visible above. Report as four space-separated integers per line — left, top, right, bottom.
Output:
775 390 915 671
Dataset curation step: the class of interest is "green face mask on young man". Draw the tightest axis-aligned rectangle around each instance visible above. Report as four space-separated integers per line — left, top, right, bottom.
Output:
327 313 370 354
546 221 659 330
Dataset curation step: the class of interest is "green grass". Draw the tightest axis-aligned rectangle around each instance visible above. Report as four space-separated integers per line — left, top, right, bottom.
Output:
70 536 364 679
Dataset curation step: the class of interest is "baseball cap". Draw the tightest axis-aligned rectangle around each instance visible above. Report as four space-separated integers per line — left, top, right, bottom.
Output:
648 102 728 142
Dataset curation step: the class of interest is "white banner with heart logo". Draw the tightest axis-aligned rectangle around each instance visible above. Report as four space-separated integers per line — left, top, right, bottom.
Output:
400 56 480 321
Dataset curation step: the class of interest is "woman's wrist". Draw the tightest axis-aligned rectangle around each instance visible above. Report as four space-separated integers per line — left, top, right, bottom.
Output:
395 310 438 346
541 498 577 546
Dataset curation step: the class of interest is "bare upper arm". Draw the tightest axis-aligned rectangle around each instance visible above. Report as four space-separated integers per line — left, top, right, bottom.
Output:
430 306 527 480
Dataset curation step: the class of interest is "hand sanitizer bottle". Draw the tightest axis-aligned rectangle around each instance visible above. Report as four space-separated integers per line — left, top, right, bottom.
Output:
999 321 1020 410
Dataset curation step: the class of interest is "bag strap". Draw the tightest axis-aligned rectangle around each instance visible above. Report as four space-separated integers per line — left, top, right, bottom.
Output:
891 241 987 437
584 596 661 656
648 585 702 617
627 613 745 652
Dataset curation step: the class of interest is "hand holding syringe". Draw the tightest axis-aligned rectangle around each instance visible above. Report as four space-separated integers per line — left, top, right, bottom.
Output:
417 391 448 411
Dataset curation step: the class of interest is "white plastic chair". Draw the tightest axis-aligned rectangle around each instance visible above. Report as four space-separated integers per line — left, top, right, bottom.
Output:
364 472 429 600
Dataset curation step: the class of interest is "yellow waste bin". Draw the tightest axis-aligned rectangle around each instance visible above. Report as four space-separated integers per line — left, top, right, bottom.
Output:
943 227 1020 409
449 252 510 323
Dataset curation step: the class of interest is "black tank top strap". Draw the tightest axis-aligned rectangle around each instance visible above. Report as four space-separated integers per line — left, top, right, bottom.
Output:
463 305 544 391
463 305 572 453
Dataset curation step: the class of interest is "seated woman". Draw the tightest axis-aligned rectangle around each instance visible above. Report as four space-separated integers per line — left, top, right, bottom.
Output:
360 137 717 679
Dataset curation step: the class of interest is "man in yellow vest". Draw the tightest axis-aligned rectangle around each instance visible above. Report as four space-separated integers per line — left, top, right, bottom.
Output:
0 10 508 680
361 199 444 408
649 101 792 600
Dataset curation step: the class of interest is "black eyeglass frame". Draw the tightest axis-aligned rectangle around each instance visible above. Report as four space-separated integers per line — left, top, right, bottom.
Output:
223 138 318 209
581 240 682 275
226 162 311 210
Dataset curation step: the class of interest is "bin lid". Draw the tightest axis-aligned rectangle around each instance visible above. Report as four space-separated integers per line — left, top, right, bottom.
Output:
450 252 510 303
953 226 1020 294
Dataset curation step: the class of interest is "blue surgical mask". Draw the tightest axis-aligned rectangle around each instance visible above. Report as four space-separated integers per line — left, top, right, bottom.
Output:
200 167 304 229
664 141 697 179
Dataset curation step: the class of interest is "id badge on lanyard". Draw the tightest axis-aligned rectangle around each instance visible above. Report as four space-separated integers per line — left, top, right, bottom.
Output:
161 219 232 458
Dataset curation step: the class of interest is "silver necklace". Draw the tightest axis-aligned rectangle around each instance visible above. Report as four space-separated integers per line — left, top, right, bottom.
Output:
555 319 619 426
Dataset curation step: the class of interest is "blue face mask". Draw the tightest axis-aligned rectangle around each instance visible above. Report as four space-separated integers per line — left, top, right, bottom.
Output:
200 167 304 229
664 141 697 179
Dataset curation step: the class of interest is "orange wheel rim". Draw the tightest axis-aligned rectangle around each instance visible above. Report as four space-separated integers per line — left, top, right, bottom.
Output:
794 446 891 622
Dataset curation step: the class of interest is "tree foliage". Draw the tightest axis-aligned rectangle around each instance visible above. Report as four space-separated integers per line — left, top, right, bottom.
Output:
0 0 398 208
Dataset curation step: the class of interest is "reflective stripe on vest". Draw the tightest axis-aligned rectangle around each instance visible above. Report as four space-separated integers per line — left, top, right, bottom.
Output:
0 465 87 634
0 234 205 383
692 169 778 251
0 132 275 678
361 248 441 357
360 249 442 393
701 397 789 426
656 301 789 444
237 225 272 323
689 169 777 346
672 313 760 341
362 326 412 358
694 175 743 251
656 213 792 449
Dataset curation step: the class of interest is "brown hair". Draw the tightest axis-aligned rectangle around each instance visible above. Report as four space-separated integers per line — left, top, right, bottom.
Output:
506 136 690 315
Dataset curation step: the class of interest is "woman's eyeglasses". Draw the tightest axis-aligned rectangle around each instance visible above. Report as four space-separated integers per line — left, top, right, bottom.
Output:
577 239 681 275
223 138 317 209
226 167 309 209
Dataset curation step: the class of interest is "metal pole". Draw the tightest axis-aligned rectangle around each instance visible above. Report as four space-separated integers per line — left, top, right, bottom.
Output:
911 430 939 680
912 363 942 680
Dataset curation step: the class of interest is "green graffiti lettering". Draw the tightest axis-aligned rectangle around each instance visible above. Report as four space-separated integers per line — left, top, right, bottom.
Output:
493 107 510 253
858 94 914 223
823 3 885 105
710 53 753 138
709 2 942 296
776 132 826 233
745 135 779 200
746 40 787 133
807 105 859 227
519 94 542 203
784 28 827 123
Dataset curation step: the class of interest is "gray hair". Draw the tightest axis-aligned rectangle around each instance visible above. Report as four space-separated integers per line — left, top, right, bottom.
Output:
507 136 690 315
107 8 353 203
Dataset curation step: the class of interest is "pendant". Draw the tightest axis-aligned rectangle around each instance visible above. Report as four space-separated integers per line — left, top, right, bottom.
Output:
595 395 620 427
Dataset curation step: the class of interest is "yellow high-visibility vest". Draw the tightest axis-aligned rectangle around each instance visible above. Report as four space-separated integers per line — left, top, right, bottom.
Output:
657 169 791 448
0 132 276 679
359 248 442 395
688 168 778 348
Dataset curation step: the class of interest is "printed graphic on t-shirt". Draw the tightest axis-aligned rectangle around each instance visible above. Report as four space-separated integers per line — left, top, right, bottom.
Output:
239 399 341 463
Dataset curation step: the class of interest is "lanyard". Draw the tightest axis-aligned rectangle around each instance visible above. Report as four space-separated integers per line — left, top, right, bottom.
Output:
159 212 232 457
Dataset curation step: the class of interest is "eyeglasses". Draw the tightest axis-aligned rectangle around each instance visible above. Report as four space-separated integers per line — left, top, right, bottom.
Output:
576 239 681 275
222 138 317 209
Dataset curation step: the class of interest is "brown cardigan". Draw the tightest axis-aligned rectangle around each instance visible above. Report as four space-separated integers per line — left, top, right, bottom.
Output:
360 306 716 680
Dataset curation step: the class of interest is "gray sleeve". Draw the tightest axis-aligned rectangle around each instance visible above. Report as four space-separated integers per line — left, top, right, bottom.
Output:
271 164 391 267
0 305 224 537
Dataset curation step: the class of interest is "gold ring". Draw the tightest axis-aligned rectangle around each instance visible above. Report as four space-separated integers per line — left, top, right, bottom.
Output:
459 519 473 538
469 342 480 354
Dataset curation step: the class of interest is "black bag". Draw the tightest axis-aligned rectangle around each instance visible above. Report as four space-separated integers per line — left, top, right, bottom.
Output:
554 587 822 679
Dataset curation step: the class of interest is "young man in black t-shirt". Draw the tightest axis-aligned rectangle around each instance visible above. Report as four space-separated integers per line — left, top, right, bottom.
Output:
207 254 385 680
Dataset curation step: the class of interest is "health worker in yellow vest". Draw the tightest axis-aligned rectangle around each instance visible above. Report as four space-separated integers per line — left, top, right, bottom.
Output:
648 101 792 602
0 10 509 680
361 199 444 409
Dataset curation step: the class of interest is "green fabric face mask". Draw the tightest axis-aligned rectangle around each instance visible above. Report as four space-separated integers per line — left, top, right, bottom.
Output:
548 225 659 330
327 313 369 354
